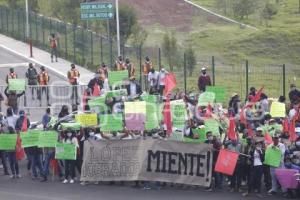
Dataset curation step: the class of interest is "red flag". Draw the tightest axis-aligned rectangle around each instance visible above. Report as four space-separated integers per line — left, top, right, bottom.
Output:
21 115 28 132
240 107 247 125
163 73 176 96
163 97 172 135
92 83 101 96
204 104 212 118
282 118 289 133
247 126 254 137
50 159 59 175
264 132 273 145
215 149 239 176
16 135 25 161
289 119 297 142
227 117 237 140
251 86 264 103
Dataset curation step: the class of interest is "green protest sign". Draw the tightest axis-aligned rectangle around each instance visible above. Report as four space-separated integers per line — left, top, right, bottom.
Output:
205 118 220 136
20 131 40 148
206 86 226 103
106 89 127 98
100 114 123 132
145 102 160 130
264 146 282 167
169 131 184 141
55 143 77 160
171 100 187 129
0 134 17 150
8 79 26 91
38 131 58 148
61 122 81 130
88 96 109 112
198 92 215 106
108 71 128 86
141 95 158 103
184 128 206 143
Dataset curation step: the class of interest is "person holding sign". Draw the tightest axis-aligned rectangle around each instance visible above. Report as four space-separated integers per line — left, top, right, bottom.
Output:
6 68 17 84
67 64 80 105
62 129 79 184
198 67 211 93
4 87 25 115
115 56 126 71
124 58 136 78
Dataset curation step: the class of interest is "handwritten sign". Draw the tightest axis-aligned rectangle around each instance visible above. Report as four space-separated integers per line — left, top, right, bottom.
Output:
8 79 26 91
270 102 286 118
75 113 98 127
198 92 215 106
124 101 146 114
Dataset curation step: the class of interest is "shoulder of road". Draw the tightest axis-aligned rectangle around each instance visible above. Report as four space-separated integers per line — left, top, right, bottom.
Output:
0 34 94 85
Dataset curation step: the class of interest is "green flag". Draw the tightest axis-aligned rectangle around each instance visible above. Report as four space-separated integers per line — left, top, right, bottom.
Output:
108 71 128 86
8 79 26 91
55 143 76 160
20 131 40 148
198 92 215 106
171 100 187 129
38 131 58 148
61 122 81 130
0 134 17 150
205 118 220 136
264 146 282 167
100 114 123 132
206 86 226 103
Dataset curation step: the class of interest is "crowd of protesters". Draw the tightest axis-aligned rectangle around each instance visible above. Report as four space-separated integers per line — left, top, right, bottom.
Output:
0 56 300 199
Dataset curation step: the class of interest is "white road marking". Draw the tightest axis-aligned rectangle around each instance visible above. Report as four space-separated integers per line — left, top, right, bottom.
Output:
0 62 29 68
0 189 70 200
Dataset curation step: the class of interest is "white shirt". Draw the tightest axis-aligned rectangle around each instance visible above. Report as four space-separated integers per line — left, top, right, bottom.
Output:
253 149 263 166
3 115 18 130
130 82 137 97
158 72 166 86
148 71 159 87
63 137 79 148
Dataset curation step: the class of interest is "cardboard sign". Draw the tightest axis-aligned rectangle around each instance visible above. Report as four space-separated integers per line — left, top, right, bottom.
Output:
61 122 81 130
38 131 58 148
198 92 215 106
8 79 26 91
206 86 226 103
105 89 127 98
75 113 98 127
171 100 187 129
55 143 77 160
215 149 239 175
20 131 40 148
264 146 282 167
270 102 286 118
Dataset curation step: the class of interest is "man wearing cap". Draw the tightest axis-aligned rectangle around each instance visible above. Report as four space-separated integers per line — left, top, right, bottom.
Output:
289 84 300 105
67 64 80 105
198 67 211 93
38 66 50 106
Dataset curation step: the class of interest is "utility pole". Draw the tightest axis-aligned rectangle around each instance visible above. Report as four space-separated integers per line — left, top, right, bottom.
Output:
25 0 33 57
116 0 121 56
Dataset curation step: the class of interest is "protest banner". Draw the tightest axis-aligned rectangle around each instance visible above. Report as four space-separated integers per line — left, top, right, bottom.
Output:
100 114 123 132
215 149 239 176
198 92 215 106
75 113 98 127
206 86 226 103
108 71 128 86
171 100 187 129
270 102 286 118
275 169 299 189
81 139 212 186
145 102 160 130
124 101 146 114
204 118 220 136
0 134 17 150
264 146 282 167
60 122 81 130
169 131 184 141
20 131 40 148
55 143 77 160
8 79 26 91
38 131 58 148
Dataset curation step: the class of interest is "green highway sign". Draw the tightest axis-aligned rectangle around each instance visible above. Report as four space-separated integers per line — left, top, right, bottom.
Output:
80 2 114 20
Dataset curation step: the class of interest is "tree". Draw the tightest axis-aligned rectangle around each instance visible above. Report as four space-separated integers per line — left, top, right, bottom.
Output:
4 0 39 12
184 47 196 76
232 0 257 19
261 2 278 26
109 3 137 46
130 24 148 49
162 33 178 72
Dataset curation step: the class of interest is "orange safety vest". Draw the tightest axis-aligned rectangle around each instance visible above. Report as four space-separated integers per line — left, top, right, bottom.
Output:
6 72 17 83
50 38 57 48
116 61 126 71
68 69 80 84
143 61 153 75
38 72 49 85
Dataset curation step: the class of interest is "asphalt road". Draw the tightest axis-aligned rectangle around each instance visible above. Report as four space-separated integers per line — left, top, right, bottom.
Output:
0 160 285 200
0 47 78 121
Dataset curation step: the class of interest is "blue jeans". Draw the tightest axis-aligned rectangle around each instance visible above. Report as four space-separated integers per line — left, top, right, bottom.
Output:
42 151 55 177
7 152 19 175
31 153 43 177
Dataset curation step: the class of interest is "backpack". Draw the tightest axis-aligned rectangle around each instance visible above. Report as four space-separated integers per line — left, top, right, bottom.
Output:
27 68 37 79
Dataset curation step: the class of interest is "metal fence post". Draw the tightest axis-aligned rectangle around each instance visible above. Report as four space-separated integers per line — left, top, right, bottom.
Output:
184 53 187 94
100 36 103 64
109 37 113 68
246 60 249 98
64 23 67 59
35 12 38 43
158 48 161 70
91 31 93 65
73 25 76 63
282 64 286 97
139 45 142 87
212 56 215 86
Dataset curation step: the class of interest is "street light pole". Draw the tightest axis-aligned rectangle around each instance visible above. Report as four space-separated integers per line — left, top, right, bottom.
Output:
25 0 33 57
116 0 121 56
